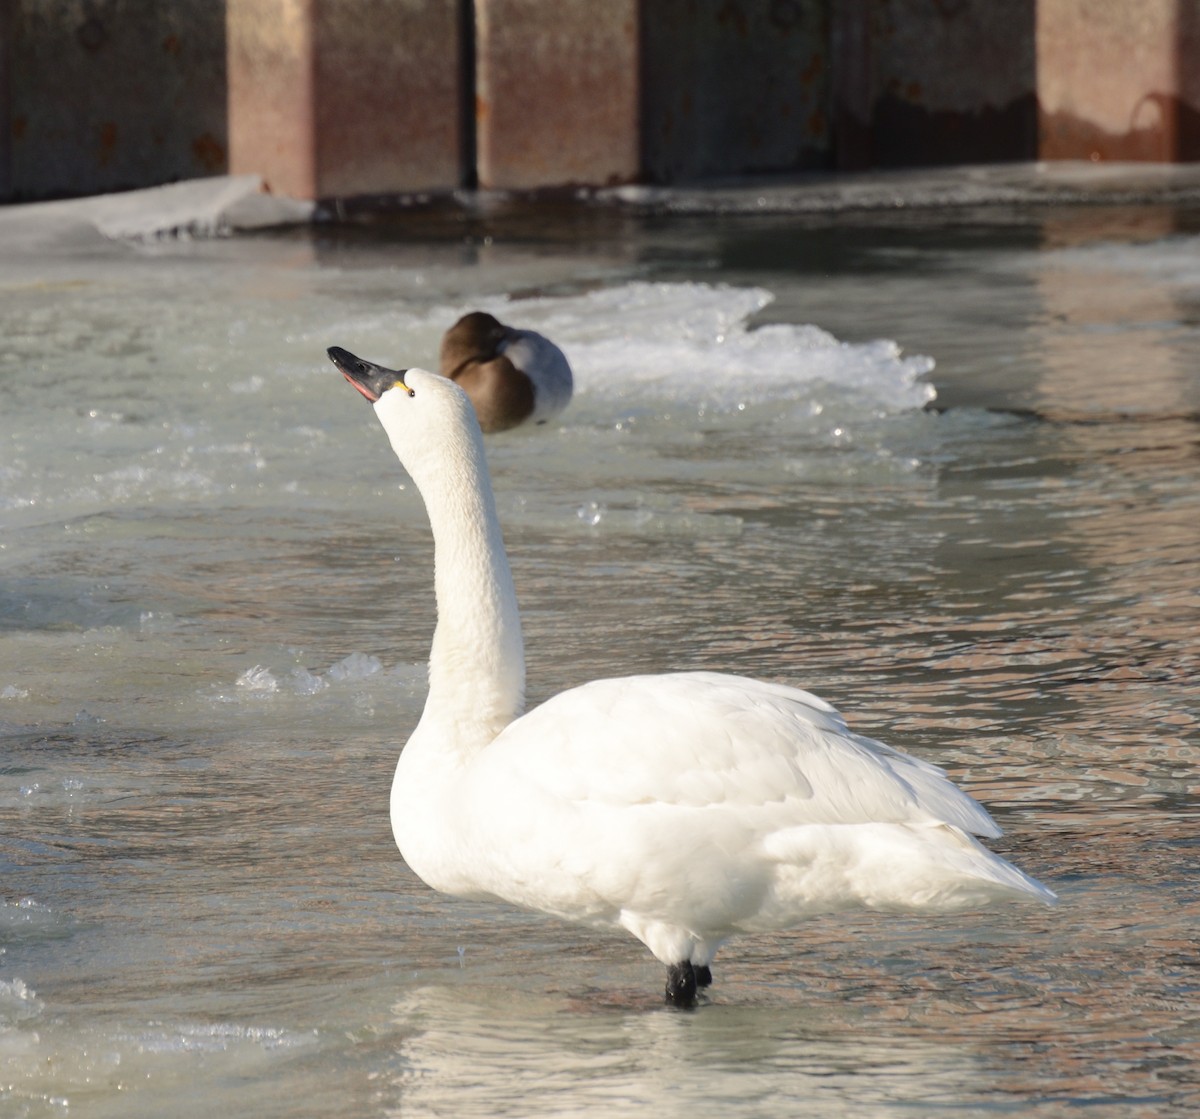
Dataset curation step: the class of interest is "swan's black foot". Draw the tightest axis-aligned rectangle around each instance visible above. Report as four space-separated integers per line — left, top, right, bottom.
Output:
694 964 712 988
665 961 698 1007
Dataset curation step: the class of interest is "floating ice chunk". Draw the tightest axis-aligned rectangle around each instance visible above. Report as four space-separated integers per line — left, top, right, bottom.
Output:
288 666 328 696
123 1021 308 1054
326 652 383 681
219 655 386 703
236 665 279 693
577 501 605 526
139 610 177 633
1 685 28 700
1 898 67 943
0 978 43 1024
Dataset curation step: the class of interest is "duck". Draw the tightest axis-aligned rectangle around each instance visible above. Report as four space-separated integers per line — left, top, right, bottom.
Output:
438 310 573 433
327 345 1057 1007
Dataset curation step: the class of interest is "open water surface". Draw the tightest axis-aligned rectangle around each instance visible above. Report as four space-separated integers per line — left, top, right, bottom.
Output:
1 196 1199 1116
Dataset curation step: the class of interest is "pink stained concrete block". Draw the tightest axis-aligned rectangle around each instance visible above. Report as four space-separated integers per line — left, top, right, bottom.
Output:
474 0 638 190
311 0 463 197
228 0 318 200
228 0 464 201
1036 0 1200 161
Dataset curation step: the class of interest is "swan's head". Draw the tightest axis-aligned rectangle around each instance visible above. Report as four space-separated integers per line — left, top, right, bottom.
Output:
328 346 484 482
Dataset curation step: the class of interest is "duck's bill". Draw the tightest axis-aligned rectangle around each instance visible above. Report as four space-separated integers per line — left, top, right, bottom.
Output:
328 346 405 403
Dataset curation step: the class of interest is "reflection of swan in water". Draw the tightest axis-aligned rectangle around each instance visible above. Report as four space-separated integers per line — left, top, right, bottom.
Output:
383 984 990 1117
329 349 1056 1007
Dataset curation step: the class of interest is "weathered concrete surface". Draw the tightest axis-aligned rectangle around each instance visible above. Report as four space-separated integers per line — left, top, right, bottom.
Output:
836 0 1038 168
830 0 873 170
1037 0 1200 161
0 1 13 196
641 0 829 182
4 0 227 200
228 0 462 200
227 0 317 200
311 0 462 197
4 1 1200 205
829 0 1200 167
474 0 638 190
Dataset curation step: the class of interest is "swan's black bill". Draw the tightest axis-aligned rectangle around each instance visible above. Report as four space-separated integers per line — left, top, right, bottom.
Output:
328 346 407 403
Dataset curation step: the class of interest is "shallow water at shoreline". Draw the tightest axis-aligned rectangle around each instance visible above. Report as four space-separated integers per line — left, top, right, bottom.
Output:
2 199 1199 1117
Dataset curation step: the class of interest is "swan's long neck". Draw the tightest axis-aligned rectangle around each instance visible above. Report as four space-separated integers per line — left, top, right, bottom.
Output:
410 428 525 753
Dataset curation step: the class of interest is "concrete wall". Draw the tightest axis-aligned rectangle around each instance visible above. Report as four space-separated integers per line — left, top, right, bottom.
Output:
837 0 1038 168
227 0 462 200
2 0 1199 203
641 0 829 182
1038 0 1200 161
474 0 638 190
3 0 227 199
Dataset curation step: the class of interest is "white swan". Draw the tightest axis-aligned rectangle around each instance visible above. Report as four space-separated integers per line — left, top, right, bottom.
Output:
328 346 1056 1006
438 311 573 433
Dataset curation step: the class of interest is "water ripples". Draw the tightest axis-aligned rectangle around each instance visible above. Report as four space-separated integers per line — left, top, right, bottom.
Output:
3 211 1200 1116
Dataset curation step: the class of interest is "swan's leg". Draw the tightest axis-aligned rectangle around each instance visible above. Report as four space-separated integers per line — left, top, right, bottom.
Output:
694 964 712 988
664 961 698 1007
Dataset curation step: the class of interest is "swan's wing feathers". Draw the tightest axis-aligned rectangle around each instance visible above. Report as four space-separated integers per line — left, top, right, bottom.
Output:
485 671 1000 837
839 728 1001 838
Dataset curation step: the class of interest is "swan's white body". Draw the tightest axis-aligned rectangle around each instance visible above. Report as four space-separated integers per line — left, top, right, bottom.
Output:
344 361 1055 996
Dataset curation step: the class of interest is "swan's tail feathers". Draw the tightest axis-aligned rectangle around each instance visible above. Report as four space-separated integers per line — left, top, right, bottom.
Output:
763 822 1057 914
940 826 1058 907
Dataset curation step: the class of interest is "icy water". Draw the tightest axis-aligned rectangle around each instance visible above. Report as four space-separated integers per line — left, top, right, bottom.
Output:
2 197 1199 1117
